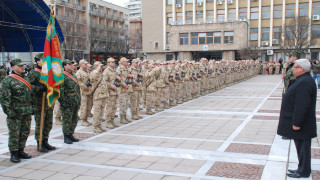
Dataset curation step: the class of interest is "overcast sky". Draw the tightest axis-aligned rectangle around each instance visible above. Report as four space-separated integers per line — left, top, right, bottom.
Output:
103 0 129 7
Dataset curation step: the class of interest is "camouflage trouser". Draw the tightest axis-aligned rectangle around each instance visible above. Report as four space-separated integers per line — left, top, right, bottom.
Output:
87 95 93 115
169 85 175 101
163 86 170 103
105 95 118 121
175 83 182 100
155 87 164 107
53 101 61 119
62 105 79 135
130 91 140 115
182 81 188 99
34 106 53 141
146 91 155 110
7 115 31 152
119 93 130 117
142 86 147 106
79 94 90 120
93 98 106 127
187 81 192 99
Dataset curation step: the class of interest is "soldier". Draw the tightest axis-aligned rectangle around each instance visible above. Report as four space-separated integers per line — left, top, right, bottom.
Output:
76 59 92 127
155 61 165 111
163 61 171 108
0 65 6 82
145 63 157 115
90 62 108 133
168 61 176 106
86 63 94 118
283 51 300 93
28 53 55 152
0 59 32 163
130 59 143 120
59 59 81 144
72 61 78 74
117 57 133 124
275 60 281 75
104 58 120 129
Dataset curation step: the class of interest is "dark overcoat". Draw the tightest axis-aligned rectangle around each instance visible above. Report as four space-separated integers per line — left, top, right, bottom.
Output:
277 72 317 139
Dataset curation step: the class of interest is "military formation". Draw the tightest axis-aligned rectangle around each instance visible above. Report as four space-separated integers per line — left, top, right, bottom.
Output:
0 56 261 163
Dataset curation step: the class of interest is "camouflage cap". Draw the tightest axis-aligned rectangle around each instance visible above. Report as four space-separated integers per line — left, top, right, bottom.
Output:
289 51 300 58
120 57 129 63
132 59 140 63
79 59 89 65
72 60 78 65
93 61 103 67
63 59 73 65
107 57 116 63
34 53 43 60
10 59 25 66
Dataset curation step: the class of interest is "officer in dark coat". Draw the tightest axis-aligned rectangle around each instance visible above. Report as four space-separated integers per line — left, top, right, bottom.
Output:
277 59 317 178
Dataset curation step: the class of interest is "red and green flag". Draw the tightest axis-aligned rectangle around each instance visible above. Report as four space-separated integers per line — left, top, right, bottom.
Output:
40 10 64 107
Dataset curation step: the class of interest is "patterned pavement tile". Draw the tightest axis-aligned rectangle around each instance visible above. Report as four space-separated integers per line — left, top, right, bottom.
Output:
2 145 57 158
54 132 97 140
312 170 320 180
225 143 271 155
312 148 320 159
206 162 264 180
258 110 280 113
252 115 279 121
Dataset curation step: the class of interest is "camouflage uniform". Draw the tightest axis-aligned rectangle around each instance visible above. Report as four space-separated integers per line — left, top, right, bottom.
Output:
0 68 6 82
284 63 296 92
0 59 32 162
130 60 143 120
53 101 62 125
145 64 157 115
155 64 165 111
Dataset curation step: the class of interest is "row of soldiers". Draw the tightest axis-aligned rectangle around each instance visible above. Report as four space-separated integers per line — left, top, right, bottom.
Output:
262 61 283 75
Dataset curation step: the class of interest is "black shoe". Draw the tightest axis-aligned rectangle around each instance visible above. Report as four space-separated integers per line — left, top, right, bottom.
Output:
64 135 73 144
10 151 21 163
43 139 56 150
18 149 32 159
288 169 297 174
287 172 309 178
282 136 290 140
69 134 79 142
37 141 48 152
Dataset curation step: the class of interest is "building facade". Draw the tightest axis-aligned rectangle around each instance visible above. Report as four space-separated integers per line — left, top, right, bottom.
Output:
142 0 320 62
126 0 142 20
45 0 129 62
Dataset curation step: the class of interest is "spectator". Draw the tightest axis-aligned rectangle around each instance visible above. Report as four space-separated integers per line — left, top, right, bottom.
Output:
311 59 320 88
277 59 317 178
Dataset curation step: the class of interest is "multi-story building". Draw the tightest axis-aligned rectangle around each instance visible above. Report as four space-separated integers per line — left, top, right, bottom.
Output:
142 0 320 62
44 0 129 62
126 0 142 20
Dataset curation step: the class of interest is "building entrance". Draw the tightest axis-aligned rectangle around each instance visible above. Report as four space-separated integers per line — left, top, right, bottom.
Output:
196 51 223 61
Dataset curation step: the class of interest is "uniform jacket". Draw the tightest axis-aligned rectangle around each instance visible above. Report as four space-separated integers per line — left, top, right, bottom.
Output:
76 67 91 96
103 66 118 96
277 72 317 139
59 71 81 108
117 65 133 93
90 69 109 100
131 66 142 91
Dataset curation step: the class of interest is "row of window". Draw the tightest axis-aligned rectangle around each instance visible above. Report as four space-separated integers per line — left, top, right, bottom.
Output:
167 2 320 23
179 31 234 45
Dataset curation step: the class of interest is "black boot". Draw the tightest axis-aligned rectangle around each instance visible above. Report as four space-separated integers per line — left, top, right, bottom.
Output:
43 139 56 150
18 149 32 159
10 151 21 163
37 141 48 152
69 134 79 142
64 135 73 144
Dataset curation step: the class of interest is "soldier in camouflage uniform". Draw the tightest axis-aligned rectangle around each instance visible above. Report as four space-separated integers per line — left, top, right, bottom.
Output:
28 53 56 152
0 59 32 163
0 65 6 82
145 63 157 115
283 51 300 93
130 59 143 120
59 59 81 144
86 63 94 118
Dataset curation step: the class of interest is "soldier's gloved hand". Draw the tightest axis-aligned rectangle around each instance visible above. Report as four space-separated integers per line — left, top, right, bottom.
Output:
61 103 68 108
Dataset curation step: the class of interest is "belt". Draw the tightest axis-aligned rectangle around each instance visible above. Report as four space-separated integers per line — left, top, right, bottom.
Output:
67 93 77 96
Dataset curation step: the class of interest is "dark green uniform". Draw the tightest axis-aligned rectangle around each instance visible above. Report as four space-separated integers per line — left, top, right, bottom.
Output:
284 63 296 93
0 68 6 82
0 72 32 152
27 67 53 141
59 72 81 135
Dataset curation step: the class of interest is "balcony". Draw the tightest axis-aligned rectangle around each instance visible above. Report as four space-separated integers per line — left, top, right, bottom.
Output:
56 0 85 11
170 18 248 26
90 23 99 28
75 18 86 24
89 11 108 18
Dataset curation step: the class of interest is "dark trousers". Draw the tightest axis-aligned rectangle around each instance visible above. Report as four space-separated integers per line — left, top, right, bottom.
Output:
294 139 311 176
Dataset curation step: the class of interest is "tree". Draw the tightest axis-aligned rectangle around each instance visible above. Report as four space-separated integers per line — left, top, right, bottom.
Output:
281 16 314 55
89 28 101 53
130 29 142 58
237 47 261 60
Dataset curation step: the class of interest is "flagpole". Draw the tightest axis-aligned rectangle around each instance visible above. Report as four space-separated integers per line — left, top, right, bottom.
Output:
38 92 46 151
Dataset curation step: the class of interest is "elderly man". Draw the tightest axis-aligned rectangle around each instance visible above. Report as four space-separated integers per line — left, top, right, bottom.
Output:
277 59 317 178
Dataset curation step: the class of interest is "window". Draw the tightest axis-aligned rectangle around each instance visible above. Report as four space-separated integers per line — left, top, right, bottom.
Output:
299 26 308 39
186 11 193 24
187 0 193 3
197 0 203 3
286 4 295 18
312 25 320 39
250 28 258 41
207 32 213 44
167 0 172 5
217 10 225 22
191 33 198 44
273 53 282 62
214 32 221 44
197 11 203 21
299 3 308 17
313 2 320 16
207 10 214 21
176 0 182 4
167 13 173 25
262 28 270 41
285 26 293 40
262 6 270 19
224 32 234 44
239 8 247 19
228 9 236 21
251 7 258 20
199 33 206 44
274 5 282 19
180 33 189 45
167 32 170 44
207 0 213 2
273 27 281 40
177 12 183 23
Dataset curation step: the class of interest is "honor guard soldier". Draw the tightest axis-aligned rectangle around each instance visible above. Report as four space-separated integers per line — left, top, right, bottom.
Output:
59 59 81 144
28 53 56 152
283 51 300 93
0 59 33 163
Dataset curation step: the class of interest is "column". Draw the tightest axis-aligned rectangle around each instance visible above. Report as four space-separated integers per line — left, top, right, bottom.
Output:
173 0 176 22
183 0 186 24
214 0 217 22
281 0 286 47
203 0 206 22
193 0 196 24
258 0 262 47
163 0 167 50
225 0 228 21
270 0 274 46
236 0 239 20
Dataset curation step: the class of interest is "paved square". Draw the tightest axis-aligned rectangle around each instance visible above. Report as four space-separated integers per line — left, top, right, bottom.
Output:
0 75 319 179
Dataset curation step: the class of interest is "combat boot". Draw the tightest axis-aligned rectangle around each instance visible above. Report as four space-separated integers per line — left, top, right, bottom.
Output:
10 151 21 163
55 117 62 125
111 119 119 127
155 106 162 112
177 99 182 104
87 113 93 118
81 119 92 127
146 109 155 115
43 139 56 150
93 126 103 133
99 125 107 132
64 135 73 144
70 134 79 142
120 115 128 124
18 149 32 159
137 114 143 119
163 102 170 109
124 115 132 123
37 141 48 152
106 121 115 129
131 114 139 120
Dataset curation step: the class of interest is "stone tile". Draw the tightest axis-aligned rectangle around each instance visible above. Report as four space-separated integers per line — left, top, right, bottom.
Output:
62 165 92 175
206 162 264 180
252 115 279 120
197 142 222 151
22 161 50 170
45 153 70 161
135 155 161 163
45 172 79 180
83 168 115 177
23 170 56 180
114 154 140 161
125 161 152 169
225 143 271 155
106 170 139 180
41 163 72 172
73 175 102 180
147 163 177 172
82 156 107 165
63 155 90 162
312 148 320 159
59 148 83 155
1 168 34 178
103 159 131 167
131 173 164 180
54 132 96 140
157 157 184 165
312 170 320 180
161 176 190 180
76 150 101 157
